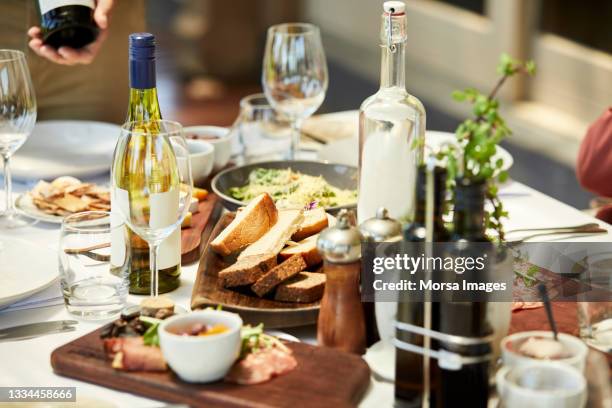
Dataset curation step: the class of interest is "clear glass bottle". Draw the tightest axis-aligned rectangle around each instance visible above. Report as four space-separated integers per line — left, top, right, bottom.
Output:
358 1 425 224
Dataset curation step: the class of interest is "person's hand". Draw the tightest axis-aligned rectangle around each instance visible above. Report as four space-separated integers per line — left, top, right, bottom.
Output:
27 0 114 66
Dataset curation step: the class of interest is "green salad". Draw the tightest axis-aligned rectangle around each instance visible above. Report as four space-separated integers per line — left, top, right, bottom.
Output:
229 168 357 209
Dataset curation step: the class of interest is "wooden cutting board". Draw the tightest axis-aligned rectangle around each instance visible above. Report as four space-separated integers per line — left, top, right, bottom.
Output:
51 326 371 408
191 212 320 328
180 193 221 265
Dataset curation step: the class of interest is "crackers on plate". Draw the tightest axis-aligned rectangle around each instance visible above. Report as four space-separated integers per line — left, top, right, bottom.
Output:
30 176 110 216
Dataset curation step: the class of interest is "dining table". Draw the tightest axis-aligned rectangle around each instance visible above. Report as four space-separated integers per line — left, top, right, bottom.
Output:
0 111 610 407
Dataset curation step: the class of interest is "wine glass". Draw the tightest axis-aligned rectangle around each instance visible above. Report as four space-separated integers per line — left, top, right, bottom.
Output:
262 23 328 160
111 120 193 297
0 50 37 228
232 93 292 163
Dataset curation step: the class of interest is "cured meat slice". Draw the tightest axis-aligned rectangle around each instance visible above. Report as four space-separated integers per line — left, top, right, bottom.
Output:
225 346 297 385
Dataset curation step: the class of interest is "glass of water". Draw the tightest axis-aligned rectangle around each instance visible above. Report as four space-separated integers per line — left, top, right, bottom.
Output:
59 211 128 319
232 93 292 162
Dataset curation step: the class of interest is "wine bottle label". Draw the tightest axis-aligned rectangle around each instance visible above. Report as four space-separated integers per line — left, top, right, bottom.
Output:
38 0 95 15
110 209 127 268
111 187 180 270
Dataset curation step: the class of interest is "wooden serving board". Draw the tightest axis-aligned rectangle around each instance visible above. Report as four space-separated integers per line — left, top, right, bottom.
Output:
51 326 371 408
191 212 321 328
180 193 221 265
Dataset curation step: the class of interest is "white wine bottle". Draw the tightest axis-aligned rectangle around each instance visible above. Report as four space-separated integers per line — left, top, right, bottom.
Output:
111 33 181 294
36 0 99 49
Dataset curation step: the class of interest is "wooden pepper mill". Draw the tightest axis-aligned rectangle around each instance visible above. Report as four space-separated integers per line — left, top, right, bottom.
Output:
316 209 366 355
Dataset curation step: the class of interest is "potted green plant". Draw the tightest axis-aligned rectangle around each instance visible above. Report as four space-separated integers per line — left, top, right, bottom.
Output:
440 54 536 241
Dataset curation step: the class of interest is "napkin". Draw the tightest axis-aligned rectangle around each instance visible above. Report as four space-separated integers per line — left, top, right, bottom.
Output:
0 280 63 313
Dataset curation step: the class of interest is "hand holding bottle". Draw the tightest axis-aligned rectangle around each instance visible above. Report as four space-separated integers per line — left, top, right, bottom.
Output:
28 0 114 65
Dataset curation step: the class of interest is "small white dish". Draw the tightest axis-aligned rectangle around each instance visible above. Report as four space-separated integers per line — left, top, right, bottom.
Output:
363 340 395 382
159 310 242 383
496 362 586 408
185 139 214 186
501 330 588 371
184 126 232 171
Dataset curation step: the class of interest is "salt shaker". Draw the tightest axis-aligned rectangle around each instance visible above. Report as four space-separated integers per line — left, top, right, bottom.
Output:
359 207 402 348
316 209 366 354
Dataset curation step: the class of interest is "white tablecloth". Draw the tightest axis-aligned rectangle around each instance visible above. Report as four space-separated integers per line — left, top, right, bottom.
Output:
0 172 609 407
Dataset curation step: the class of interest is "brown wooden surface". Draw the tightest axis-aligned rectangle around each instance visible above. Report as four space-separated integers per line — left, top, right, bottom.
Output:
180 193 221 265
51 326 371 408
191 212 321 328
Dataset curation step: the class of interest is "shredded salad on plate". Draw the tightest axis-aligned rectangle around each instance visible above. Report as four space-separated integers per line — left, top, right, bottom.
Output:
229 168 357 209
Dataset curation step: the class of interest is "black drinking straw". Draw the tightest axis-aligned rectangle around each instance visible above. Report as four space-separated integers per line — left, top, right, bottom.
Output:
537 283 558 341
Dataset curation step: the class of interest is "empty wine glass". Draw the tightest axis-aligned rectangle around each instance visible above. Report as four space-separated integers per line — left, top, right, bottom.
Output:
0 50 37 228
262 23 328 160
111 120 193 297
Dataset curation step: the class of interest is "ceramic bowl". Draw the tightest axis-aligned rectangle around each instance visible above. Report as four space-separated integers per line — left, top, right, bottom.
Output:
159 310 242 383
185 139 214 186
501 330 588 371
496 361 586 408
184 126 232 171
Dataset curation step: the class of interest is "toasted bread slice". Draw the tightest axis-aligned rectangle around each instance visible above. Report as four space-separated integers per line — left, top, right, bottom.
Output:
274 272 326 303
238 209 304 260
280 234 322 267
292 208 328 241
218 253 277 287
211 193 278 256
251 254 307 297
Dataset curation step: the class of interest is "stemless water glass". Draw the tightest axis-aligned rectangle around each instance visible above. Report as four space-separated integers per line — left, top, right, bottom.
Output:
59 211 128 319
111 120 193 298
0 50 37 228
262 23 328 160
232 93 292 162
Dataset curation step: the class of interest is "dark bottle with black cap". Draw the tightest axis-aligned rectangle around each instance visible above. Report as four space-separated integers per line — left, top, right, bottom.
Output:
435 177 492 407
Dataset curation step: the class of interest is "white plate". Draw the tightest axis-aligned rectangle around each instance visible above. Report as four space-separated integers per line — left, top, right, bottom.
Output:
318 130 514 171
6 120 120 181
15 192 64 224
0 239 58 307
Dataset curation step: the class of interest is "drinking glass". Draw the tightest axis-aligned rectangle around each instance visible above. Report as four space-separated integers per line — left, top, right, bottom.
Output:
232 93 292 162
59 211 128 319
111 120 193 297
0 50 37 228
262 23 328 160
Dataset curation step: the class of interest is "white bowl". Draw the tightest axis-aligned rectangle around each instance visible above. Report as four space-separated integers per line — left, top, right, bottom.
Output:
159 310 243 383
185 139 214 186
501 330 588 371
184 126 232 171
496 362 586 408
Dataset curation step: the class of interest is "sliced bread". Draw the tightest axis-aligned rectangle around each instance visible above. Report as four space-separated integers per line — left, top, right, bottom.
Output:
218 253 277 287
292 208 328 241
280 234 322 267
251 254 307 297
238 209 304 260
211 193 278 256
274 271 326 303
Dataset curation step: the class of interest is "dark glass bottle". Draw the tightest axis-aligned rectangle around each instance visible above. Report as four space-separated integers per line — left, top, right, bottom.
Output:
395 165 448 408
37 0 99 49
436 178 492 408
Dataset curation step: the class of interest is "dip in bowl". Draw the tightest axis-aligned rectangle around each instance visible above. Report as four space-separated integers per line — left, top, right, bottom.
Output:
501 330 588 371
159 310 242 383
